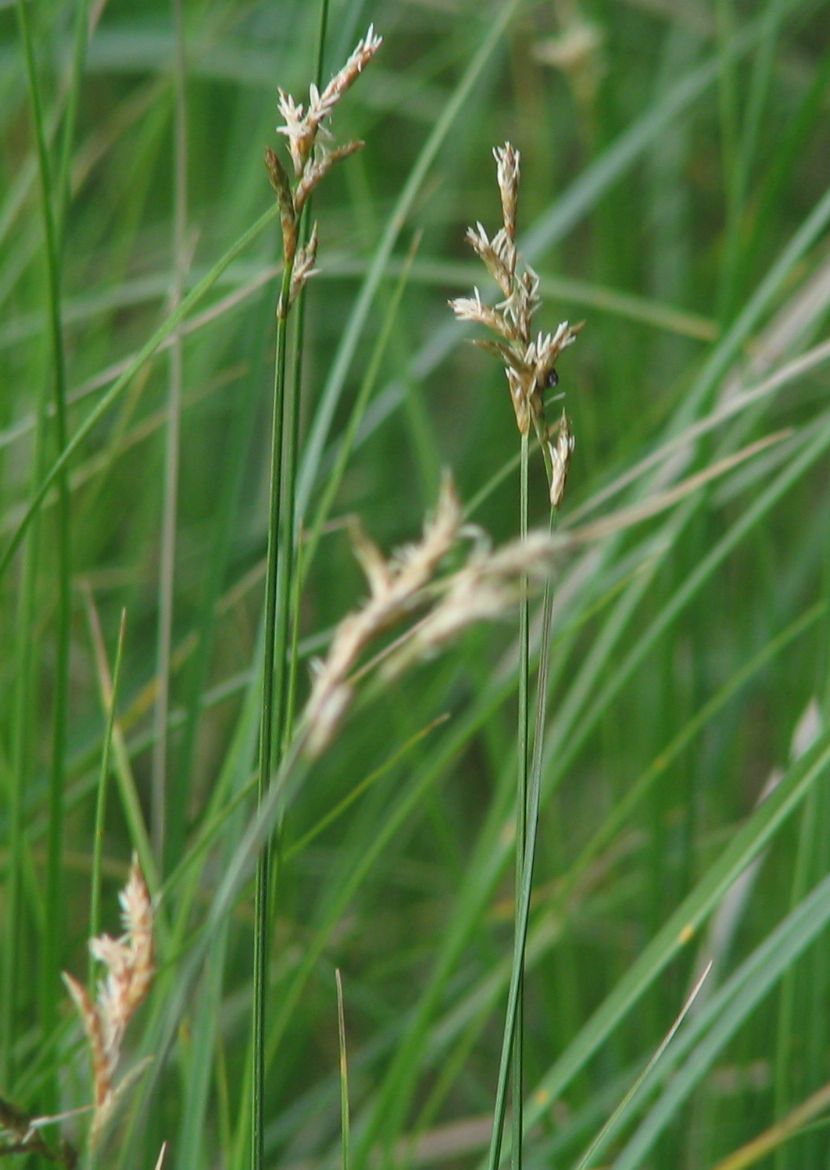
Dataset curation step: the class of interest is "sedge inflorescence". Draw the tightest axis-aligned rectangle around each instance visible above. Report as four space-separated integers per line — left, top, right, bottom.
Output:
303 474 561 757
63 858 155 1145
264 25 382 310
450 143 582 507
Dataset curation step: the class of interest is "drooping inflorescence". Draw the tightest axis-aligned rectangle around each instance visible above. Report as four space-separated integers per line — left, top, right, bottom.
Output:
303 474 561 756
450 144 582 507
63 858 155 1145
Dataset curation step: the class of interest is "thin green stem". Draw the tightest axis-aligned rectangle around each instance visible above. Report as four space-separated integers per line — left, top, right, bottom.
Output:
300 231 422 583
272 299 302 770
55 0 91 244
252 258 293 1170
152 0 188 867
279 0 329 752
256 11 329 1162
336 969 351 1170
15 0 72 1067
488 509 557 1170
2 436 45 1087
90 609 127 972
277 305 304 754
511 433 530 1170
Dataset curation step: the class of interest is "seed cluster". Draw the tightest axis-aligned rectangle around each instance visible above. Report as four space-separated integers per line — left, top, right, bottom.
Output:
265 26 383 309
303 474 560 756
450 144 582 507
63 859 155 1145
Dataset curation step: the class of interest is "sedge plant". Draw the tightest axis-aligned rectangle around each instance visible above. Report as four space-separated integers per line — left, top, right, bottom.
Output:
254 23 382 1170
6 6 830 1170
450 143 581 1170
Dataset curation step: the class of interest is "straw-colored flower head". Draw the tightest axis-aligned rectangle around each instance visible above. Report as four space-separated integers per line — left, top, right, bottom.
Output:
276 24 382 176
302 475 562 755
450 142 582 504
63 857 155 1144
290 222 320 305
493 143 520 245
548 410 575 509
268 27 382 274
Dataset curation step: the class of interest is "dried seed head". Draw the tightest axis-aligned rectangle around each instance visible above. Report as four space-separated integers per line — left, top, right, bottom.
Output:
270 28 381 296
305 675 352 758
63 973 109 1110
450 143 581 496
449 287 519 342
63 857 155 1145
276 26 382 177
493 143 520 243
505 367 532 435
318 24 383 113
383 529 560 676
303 476 564 754
465 223 514 298
294 139 365 214
265 145 297 265
276 89 315 176
548 410 575 509
304 474 461 756
290 222 320 304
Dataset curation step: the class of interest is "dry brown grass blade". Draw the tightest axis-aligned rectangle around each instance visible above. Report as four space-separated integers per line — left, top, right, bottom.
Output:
566 430 791 544
709 1077 830 1170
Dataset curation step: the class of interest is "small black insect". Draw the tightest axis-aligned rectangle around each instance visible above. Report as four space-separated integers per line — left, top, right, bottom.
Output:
534 366 559 397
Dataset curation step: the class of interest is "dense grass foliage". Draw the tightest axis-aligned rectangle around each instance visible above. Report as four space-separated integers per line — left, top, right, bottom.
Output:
3 1 830 1167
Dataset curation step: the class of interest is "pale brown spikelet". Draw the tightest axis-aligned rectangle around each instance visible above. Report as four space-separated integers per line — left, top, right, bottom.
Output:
290 222 320 305
315 23 383 122
385 472 462 597
450 142 582 504
465 223 514 297
450 288 520 343
62 973 109 1111
63 857 155 1145
505 368 531 436
268 27 382 276
275 26 382 171
294 140 365 215
264 145 297 264
548 410 575 509
384 531 559 674
493 143 520 246
305 675 353 760
276 88 314 177
303 475 561 755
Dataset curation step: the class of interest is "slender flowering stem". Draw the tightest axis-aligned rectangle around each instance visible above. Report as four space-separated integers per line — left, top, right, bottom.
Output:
450 143 581 1170
252 256 293 1170
253 25 381 1170
513 432 530 1170
15 0 73 1082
